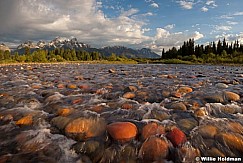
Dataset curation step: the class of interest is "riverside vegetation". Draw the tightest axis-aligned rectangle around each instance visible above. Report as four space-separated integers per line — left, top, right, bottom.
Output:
1 38 243 64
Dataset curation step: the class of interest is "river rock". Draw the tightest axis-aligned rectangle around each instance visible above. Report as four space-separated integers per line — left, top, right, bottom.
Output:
1 114 13 122
108 69 116 73
67 84 77 89
170 91 182 98
166 102 187 111
57 83 66 89
107 122 137 142
121 103 133 110
166 128 187 147
198 125 218 139
204 147 225 157
194 108 208 118
31 84 42 89
215 83 228 89
224 91 240 101
227 121 243 134
51 116 73 130
167 74 177 79
79 84 90 90
118 144 137 163
15 115 33 126
57 108 73 116
175 145 201 163
74 75 84 80
177 118 198 133
162 90 171 98
146 108 171 121
44 92 64 103
216 132 243 153
65 117 106 141
139 136 169 162
177 86 193 94
72 140 104 163
204 93 225 103
141 122 165 140
123 92 136 99
124 85 138 92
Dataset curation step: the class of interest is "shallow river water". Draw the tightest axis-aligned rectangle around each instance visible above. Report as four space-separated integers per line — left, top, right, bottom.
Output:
0 63 242 163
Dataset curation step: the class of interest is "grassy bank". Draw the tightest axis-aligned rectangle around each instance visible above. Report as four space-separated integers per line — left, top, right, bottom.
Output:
0 60 138 66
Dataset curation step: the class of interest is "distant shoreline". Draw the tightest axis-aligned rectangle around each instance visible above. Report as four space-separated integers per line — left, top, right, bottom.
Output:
0 61 242 67
0 60 138 66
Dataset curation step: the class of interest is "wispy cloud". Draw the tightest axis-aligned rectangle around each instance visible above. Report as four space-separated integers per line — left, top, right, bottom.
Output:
233 12 243 16
219 11 243 20
150 2 159 8
226 21 238 25
215 25 232 31
164 24 175 30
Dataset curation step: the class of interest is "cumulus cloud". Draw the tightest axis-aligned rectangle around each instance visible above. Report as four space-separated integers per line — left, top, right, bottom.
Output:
149 28 204 52
177 0 194 10
150 2 159 8
201 6 208 12
215 33 243 44
206 0 217 8
0 0 151 47
0 0 205 54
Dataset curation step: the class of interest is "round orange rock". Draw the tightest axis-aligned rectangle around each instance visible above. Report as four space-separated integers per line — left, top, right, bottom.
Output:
123 92 136 99
177 86 193 94
107 122 137 142
141 122 165 140
139 136 169 161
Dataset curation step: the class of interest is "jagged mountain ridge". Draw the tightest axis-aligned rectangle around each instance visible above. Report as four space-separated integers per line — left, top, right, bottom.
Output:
16 37 89 50
0 43 11 52
98 46 160 58
7 37 160 58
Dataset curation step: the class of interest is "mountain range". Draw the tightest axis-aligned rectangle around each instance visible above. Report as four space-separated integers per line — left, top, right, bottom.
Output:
0 43 11 52
1 37 160 58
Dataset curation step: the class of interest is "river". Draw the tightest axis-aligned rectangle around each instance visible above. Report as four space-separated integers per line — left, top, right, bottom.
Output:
0 63 242 162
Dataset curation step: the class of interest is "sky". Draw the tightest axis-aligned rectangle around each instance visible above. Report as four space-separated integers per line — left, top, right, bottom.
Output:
0 0 243 54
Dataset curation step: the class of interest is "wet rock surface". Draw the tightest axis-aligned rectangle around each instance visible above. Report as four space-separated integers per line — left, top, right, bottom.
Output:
0 63 243 162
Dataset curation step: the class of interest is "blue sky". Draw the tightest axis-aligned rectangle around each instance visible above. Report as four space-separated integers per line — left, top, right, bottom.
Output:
0 0 243 53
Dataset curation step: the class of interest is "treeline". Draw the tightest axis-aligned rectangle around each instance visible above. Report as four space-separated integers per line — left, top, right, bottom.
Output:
0 47 129 63
162 38 243 64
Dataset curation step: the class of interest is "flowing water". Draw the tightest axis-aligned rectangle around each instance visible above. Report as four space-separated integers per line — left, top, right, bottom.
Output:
0 63 242 163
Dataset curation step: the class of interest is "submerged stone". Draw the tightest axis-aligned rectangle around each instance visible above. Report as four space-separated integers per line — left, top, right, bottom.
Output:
216 132 243 153
139 136 169 162
107 122 137 142
224 91 240 102
198 124 218 139
65 117 106 141
166 128 187 147
15 115 33 126
123 92 136 99
141 122 165 140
